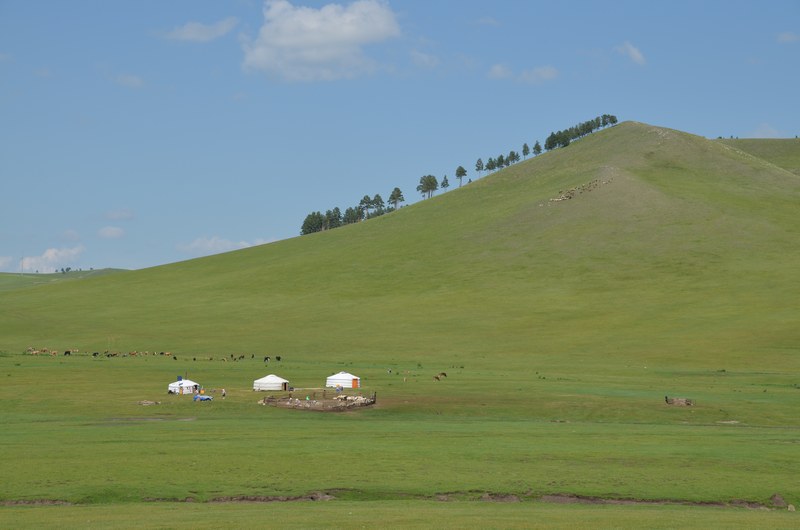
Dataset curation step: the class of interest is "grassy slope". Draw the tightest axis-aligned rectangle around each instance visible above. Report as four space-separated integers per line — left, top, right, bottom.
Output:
1 122 799 524
719 137 800 176
0 269 123 294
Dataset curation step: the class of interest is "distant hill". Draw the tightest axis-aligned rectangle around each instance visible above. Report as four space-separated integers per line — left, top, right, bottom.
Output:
1 122 798 372
0 269 125 294
718 137 800 176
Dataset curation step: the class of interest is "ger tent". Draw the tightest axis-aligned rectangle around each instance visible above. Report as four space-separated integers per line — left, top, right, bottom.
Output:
325 371 360 389
253 374 290 391
168 379 200 395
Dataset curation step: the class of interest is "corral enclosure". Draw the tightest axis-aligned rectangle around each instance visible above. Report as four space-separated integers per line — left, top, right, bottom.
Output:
2 123 800 526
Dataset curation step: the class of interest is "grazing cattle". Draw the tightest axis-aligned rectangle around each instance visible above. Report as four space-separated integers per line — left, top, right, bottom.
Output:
264 356 270 362
438 372 447 378
276 356 281 362
92 352 99 357
172 356 177 360
64 351 71 356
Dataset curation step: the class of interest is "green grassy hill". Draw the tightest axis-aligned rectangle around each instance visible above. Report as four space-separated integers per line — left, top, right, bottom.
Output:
2 122 799 524
3 122 798 370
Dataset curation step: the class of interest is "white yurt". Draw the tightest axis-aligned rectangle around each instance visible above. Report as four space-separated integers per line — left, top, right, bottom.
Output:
168 379 200 395
253 374 290 391
325 371 360 389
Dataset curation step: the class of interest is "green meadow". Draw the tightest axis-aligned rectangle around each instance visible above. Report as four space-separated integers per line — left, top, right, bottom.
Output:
1 122 799 527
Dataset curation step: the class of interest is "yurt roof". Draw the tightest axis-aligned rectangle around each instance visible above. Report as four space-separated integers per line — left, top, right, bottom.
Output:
254 374 289 383
327 371 359 379
171 379 198 386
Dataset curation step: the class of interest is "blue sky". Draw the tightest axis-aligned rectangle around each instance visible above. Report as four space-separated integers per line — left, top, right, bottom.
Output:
1 0 798 272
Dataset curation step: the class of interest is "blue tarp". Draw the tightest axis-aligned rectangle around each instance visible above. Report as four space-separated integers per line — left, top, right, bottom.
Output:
193 394 213 401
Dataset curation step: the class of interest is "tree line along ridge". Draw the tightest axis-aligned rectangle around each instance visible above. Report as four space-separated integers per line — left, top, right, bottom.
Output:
300 114 618 235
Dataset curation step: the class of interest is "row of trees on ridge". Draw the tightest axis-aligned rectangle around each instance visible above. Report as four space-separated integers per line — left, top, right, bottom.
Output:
301 188 406 235
300 114 618 234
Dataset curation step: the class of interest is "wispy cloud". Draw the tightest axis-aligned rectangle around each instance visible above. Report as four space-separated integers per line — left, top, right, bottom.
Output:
242 0 401 81
615 41 646 65
0 256 12 271
20 246 85 273
752 123 782 138
487 63 513 79
166 17 238 42
488 63 558 84
178 236 271 257
98 226 125 239
410 49 439 69
115 73 144 88
520 66 558 84
777 31 799 43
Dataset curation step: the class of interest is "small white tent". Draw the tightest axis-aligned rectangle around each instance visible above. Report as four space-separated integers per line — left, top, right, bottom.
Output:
325 371 360 389
253 374 290 391
168 379 200 395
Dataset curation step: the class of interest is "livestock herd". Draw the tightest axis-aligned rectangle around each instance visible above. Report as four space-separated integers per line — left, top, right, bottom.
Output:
25 347 284 363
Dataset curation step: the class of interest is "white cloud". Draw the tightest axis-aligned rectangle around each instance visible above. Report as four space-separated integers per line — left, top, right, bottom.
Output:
166 17 238 42
615 41 646 65
21 246 85 273
777 32 799 43
752 123 782 138
410 49 439 69
242 0 401 81
115 73 143 88
98 226 125 239
519 65 558 84
178 236 271 257
487 63 513 79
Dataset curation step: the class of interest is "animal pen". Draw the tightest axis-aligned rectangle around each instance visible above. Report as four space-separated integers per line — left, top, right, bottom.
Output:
259 391 376 411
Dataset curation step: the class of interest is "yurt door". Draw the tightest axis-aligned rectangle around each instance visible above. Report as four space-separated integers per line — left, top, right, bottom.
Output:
352 378 359 388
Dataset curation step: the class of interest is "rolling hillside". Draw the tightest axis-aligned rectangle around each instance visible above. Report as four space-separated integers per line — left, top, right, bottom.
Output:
2 122 800 515
2 121 799 374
